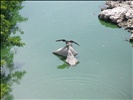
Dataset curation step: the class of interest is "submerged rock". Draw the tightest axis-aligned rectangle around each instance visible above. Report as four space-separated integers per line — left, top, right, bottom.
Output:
98 0 133 34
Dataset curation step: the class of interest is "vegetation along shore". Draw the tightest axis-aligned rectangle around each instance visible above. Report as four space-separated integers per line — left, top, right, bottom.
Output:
1 1 27 99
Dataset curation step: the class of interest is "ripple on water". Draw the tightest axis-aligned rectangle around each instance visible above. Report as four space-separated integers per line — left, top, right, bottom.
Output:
27 73 131 99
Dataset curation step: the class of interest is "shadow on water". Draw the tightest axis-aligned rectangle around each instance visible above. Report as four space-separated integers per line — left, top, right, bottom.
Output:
98 19 118 28
98 19 133 47
1 47 26 100
129 41 133 47
53 53 70 69
53 53 79 69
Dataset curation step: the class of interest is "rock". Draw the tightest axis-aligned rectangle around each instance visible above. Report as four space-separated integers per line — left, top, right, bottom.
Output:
53 43 79 66
53 45 78 57
98 0 133 34
101 5 111 11
65 49 78 66
125 9 133 19
129 34 133 42
53 46 68 57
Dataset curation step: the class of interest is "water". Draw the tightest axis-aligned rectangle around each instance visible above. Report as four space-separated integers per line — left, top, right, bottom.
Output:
10 1 132 99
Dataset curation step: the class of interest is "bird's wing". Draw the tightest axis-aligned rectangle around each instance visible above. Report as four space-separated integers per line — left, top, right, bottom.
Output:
70 40 80 46
56 39 66 42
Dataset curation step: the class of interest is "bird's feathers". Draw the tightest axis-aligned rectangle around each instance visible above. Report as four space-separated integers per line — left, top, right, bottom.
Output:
56 39 66 42
69 40 79 46
56 39 79 46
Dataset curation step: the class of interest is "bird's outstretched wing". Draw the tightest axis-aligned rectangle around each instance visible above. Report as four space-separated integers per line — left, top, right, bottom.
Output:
69 40 80 46
56 39 66 42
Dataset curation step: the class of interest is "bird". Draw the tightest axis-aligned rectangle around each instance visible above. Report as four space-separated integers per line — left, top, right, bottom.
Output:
56 39 80 46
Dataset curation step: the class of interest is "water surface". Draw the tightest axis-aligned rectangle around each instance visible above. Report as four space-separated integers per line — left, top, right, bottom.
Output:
11 1 132 99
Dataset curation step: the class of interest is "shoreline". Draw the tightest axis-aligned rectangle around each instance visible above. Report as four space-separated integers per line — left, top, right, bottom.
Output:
98 0 133 41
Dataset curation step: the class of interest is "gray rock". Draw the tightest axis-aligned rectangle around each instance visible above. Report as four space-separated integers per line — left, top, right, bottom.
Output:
53 43 79 66
98 0 133 34
130 34 133 42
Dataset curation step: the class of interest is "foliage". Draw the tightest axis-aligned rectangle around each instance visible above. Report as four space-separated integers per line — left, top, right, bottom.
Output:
0 47 13 99
1 84 10 98
1 1 27 99
1 47 14 67
1 0 27 47
1 60 5 66
1 70 26 99
0 46 26 99
12 71 26 84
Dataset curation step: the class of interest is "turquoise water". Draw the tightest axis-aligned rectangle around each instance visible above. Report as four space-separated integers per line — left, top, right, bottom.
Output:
10 1 132 99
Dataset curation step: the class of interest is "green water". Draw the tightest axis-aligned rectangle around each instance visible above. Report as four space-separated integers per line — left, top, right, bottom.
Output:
10 1 132 99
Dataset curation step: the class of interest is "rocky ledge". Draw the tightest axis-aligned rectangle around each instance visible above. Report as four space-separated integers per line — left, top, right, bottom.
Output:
98 0 133 39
